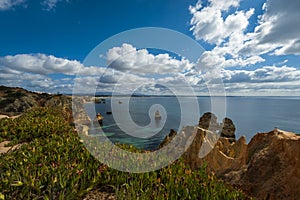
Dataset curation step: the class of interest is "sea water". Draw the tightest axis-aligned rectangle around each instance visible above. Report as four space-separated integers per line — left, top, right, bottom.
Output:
84 96 300 150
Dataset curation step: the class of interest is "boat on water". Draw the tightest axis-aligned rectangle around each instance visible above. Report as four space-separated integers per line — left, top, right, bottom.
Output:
93 113 104 126
155 110 161 120
118 100 122 104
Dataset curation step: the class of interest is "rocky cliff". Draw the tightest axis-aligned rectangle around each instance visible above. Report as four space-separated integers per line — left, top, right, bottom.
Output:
0 85 96 134
159 113 300 200
0 85 72 120
225 129 300 200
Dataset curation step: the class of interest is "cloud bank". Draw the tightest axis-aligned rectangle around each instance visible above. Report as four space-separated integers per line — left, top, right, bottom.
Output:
1 0 300 95
188 0 300 95
1 42 300 95
0 0 26 10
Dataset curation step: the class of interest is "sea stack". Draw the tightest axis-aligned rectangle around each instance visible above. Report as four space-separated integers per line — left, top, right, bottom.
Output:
220 117 236 142
94 113 104 126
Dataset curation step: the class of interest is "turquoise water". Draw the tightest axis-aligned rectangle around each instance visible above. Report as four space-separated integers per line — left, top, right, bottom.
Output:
84 96 300 150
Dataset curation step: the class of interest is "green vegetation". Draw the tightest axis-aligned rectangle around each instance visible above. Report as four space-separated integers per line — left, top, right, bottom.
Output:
0 89 27 109
0 108 248 199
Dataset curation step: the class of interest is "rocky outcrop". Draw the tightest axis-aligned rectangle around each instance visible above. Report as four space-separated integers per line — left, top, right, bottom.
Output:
72 97 91 126
198 112 219 132
220 117 236 142
224 129 300 200
183 128 300 200
0 85 72 117
158 129 177 149
182 127 247 175
159 112 300 200
198 112 236 142
93 113 104 126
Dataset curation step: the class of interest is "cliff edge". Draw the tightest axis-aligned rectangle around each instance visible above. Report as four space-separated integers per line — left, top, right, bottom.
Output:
160 113 300 200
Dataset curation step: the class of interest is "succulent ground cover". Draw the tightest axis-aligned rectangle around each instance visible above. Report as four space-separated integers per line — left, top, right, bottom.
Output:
0 107 248 199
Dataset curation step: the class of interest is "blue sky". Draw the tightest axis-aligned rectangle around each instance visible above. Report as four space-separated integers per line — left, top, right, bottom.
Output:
0 0 300 95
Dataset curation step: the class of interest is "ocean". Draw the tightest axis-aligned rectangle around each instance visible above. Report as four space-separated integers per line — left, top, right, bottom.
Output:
84 96 300 150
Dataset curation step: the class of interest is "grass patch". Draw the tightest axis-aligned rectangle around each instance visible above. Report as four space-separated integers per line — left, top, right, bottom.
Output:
0 108 249 199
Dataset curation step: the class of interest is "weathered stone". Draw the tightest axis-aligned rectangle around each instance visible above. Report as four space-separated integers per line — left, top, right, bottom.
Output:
73 107 91 126
162 111 300 200
220 117 236 142
182 127 247 175
0 85 72 117
94 113 104 126
232 129 300 200
198 112 220 132
158 129 177 149
76 124 89 136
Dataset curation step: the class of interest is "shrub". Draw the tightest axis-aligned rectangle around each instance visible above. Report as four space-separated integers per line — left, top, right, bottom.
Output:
0 108 249 199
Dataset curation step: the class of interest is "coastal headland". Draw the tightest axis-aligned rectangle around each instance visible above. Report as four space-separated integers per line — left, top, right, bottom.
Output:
1 85 299 200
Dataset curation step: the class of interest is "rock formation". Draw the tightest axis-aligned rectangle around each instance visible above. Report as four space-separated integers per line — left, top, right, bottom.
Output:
76 124 89 136
72 97 91 126
159 113 300 200
198 112 219 132
158 129 177 149
182 127 247 175
220 117 236 142
94 113 104 126
198 112 236 142
0 85 72 118
224 129 300 200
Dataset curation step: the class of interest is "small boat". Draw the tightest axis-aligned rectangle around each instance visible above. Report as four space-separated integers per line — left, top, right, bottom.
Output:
118 100 122 104
106 111 112 115
94 113 104 126
155 110 161 120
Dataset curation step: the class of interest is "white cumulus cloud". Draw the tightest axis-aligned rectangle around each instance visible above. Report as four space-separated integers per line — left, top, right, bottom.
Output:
222 65 300 83
0 53 84 75
0 0 26 10
189 0 300 91
240 0 300 56
41 0 68 11
189 0 254 45
106 43 194 75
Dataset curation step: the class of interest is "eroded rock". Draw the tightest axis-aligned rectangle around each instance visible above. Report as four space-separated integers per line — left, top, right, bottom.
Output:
159 112 300 200
182 127 247 175
158 129 177 149
198 112 219 132
220 117 236 142
227 129 300 200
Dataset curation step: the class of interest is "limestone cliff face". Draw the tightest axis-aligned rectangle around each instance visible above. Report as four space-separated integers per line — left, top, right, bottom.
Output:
182 127 300 200
182 127 247 176
159 112 300 200
72 97 91 126
228 129 300 200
